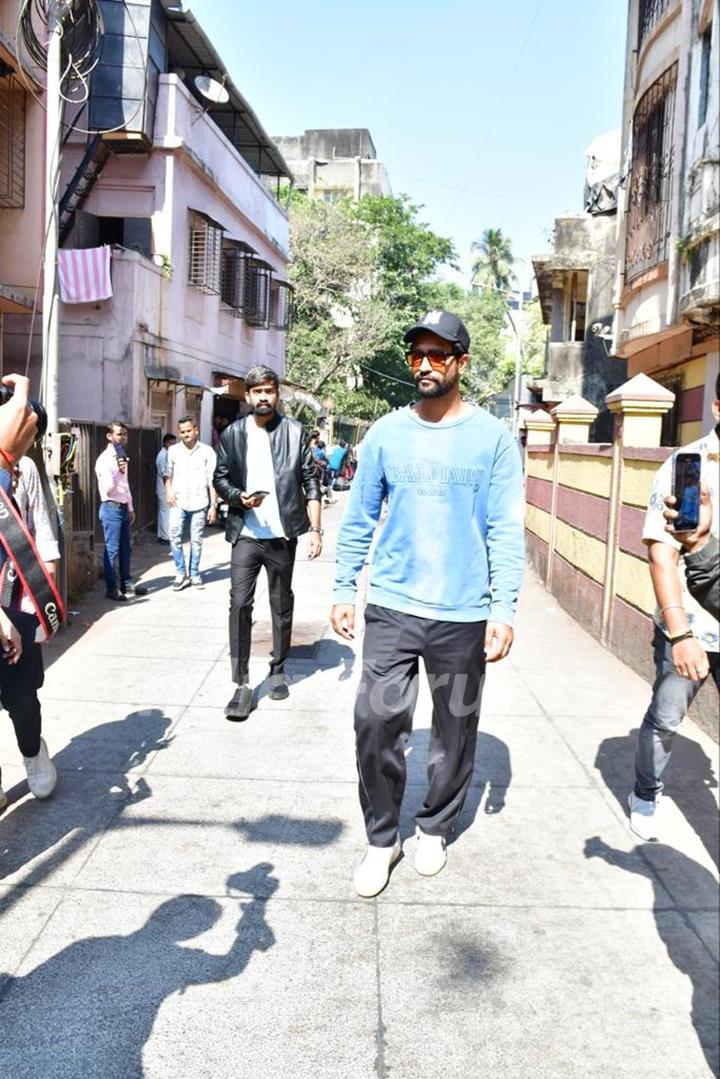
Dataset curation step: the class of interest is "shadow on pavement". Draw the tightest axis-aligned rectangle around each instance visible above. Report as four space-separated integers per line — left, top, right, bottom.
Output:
235 814 344 850
0 865 278 1079
402 729 512 842
585 837 719 1078
0 710 173 914
594 729 719 870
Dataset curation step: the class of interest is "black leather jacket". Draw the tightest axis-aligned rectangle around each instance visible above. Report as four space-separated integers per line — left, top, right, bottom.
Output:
213 412 321 544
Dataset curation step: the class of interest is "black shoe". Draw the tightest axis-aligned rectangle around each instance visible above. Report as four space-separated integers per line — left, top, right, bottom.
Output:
123 582 148 597
224 684 253 721
268 675 289 701
106 590 127 602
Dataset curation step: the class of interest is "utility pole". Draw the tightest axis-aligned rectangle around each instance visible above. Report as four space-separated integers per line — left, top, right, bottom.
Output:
508 288 523 437
41 0 65 443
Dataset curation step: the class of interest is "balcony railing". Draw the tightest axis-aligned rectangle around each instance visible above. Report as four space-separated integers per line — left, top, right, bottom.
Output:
637 0 670 51
625 64 677 283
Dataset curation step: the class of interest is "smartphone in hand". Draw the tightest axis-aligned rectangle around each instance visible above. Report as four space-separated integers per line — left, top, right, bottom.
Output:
671 452 702 531
248 490 269 500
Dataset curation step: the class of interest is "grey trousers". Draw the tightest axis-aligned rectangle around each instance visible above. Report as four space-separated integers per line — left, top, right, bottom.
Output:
354 604 487 847
634 627 720 800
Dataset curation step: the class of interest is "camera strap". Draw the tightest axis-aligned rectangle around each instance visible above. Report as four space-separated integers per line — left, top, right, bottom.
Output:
0 486 65 641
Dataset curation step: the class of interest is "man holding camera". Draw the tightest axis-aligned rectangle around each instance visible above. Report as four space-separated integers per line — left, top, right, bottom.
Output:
213 365 322 721
629 374 720 842
94 421 147 602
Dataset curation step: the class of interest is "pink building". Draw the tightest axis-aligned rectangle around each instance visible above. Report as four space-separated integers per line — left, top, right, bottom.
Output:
0 0 293 442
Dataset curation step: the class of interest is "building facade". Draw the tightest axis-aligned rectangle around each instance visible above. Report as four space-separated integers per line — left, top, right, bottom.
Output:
0 0 293 442
272 128 392 201
613 0 719 443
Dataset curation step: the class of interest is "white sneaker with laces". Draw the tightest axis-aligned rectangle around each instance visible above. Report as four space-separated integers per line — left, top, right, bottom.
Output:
354 839 402 898
172 573 189 591
189 575 203 588
23 738 57 799
628 792 661 841
414 828 447 876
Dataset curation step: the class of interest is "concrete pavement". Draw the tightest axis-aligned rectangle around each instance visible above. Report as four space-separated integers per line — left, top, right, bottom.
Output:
0 498 718 1079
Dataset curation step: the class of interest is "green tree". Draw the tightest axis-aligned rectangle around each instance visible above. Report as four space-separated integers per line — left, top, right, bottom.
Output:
470 227 516 294
285 192 456 418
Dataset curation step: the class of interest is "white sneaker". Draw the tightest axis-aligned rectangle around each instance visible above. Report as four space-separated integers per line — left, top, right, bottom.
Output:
353 839 402 898
414 828 447 876
0 785 7 813
23 738 58 799
189 575 203 588
172 573 189 591
628 792 661 842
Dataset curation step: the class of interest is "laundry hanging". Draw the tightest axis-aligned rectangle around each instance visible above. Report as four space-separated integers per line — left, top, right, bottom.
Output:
57 245 113 304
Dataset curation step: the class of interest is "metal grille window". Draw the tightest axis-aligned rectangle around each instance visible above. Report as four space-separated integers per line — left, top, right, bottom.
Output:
0 73 26 209
188 211 223 294
625 64 677 282
270 281 293 330
637 0 670 51
220 241 256 316
244 258 273 327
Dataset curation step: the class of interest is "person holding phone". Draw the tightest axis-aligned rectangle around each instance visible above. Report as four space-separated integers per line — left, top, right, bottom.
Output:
213 365 322 720
663 484 719 620
94 421 148 602
163 416 217 591
628 373 720 842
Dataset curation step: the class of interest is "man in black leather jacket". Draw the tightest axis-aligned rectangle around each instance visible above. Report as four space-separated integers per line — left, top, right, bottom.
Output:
214 365 322 719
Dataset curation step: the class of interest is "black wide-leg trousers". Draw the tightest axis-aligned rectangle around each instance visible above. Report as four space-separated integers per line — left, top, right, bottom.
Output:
354 603 487 847
229 536 297 685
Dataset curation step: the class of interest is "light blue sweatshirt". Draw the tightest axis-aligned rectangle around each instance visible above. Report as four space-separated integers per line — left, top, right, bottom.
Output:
333 405 525 624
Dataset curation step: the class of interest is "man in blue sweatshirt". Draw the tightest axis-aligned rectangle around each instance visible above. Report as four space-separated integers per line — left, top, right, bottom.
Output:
331 309 525 898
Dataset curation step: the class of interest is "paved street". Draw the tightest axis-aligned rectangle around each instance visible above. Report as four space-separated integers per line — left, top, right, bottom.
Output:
1 498 718 1079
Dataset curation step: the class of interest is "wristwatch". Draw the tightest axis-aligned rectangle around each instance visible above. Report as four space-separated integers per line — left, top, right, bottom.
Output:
309 527 324 536
668 629 694 644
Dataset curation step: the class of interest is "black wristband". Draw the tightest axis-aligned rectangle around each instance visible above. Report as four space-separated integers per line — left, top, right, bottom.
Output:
669 629 694 645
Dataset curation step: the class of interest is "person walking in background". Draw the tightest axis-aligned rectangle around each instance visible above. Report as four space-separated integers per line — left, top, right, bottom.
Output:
326 439 348 489
628 374 719 842
214 365 322 721
155 433 176 545
163 416 217 591
95 421 147 602
331 309 525 898
0 456 60 813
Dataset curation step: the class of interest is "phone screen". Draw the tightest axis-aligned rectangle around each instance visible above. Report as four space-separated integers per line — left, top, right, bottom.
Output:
672 452 701 531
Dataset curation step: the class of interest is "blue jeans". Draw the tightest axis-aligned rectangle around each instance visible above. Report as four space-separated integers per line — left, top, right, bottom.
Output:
99 501 131 595
634 626 720 800
169 506 207 577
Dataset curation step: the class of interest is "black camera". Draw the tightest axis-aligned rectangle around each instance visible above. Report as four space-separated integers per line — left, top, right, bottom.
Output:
0 385 48 442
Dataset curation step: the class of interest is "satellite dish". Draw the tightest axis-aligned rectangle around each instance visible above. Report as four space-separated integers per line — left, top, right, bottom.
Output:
194 75 229 105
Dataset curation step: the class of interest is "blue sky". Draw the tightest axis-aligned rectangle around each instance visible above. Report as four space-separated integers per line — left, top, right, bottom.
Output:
189 0 629 289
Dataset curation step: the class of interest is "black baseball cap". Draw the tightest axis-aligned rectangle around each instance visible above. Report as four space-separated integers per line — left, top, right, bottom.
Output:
403 309 470 354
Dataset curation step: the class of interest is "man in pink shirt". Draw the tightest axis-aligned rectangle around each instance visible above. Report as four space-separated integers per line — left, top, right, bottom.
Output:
94 421 148 602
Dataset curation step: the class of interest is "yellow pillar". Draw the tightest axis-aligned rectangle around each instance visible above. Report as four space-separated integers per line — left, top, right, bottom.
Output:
605 373 675 448
524 409 555 447
551 395 599 444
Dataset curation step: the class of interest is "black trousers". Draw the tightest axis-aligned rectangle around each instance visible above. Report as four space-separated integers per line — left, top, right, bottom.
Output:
229 536 297 685
0 640 44 786
355 604 487 847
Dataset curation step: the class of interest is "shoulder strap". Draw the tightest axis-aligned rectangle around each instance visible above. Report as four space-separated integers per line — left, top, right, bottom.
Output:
0 486 66 641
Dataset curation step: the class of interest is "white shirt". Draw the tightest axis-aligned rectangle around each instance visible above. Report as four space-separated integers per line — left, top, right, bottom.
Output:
241 418 286 539
156 447 169 499
164 440 216 513
643 427 719 652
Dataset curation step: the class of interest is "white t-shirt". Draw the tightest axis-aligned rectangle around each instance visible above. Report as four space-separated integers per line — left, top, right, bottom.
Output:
241 419 286 539
156 447 168 499
643 427 719 652
165 440 216 513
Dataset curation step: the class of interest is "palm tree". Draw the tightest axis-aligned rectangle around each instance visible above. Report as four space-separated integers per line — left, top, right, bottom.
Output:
470 228 516 294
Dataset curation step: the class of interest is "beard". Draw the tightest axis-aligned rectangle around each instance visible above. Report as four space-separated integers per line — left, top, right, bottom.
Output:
414 372 457 399
252 403 275 415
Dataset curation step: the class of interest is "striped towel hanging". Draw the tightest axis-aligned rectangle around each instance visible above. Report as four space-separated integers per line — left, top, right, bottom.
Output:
58 245 113 304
